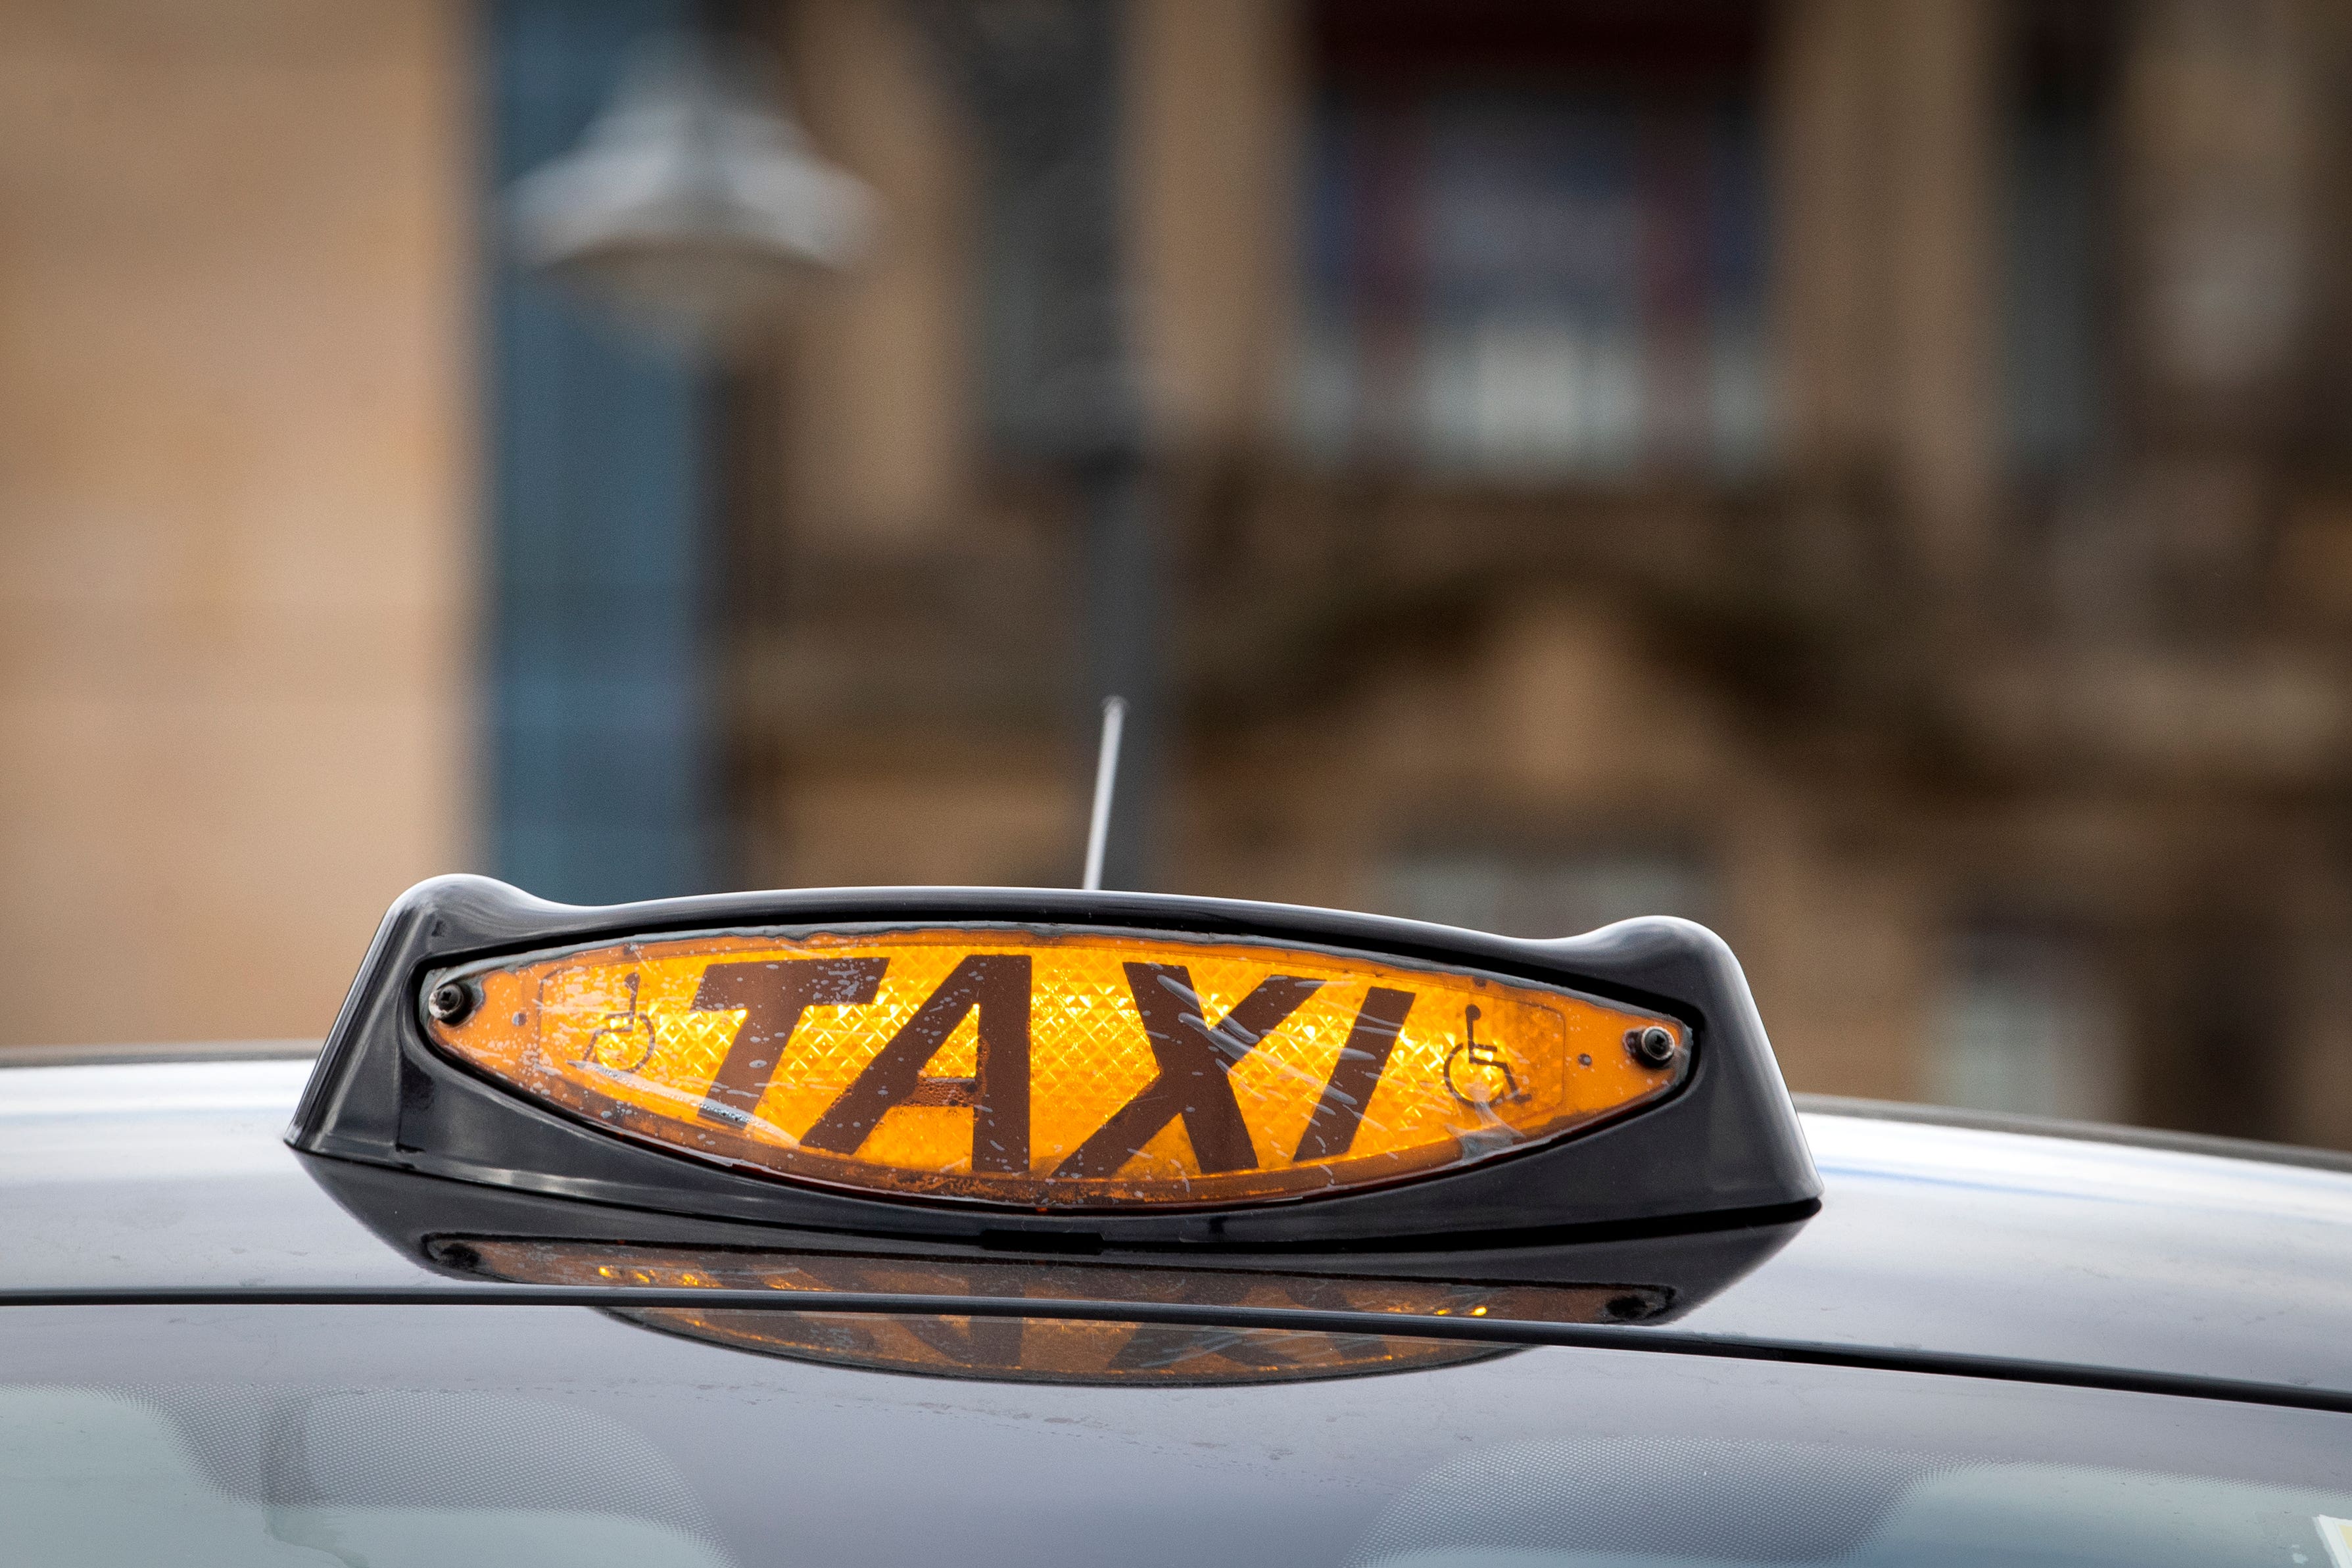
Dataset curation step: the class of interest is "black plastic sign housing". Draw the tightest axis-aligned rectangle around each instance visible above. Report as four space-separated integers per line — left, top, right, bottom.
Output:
290 876 1819 1254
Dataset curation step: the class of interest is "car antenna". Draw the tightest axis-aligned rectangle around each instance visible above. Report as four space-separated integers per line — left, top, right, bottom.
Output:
1082 696 1126 892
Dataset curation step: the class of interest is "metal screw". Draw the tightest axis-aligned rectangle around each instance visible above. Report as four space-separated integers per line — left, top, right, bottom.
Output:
427 979 480 1026
1625 1024 1678 1068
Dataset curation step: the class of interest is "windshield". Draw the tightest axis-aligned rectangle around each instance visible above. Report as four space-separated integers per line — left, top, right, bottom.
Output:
7 1303 2346 1568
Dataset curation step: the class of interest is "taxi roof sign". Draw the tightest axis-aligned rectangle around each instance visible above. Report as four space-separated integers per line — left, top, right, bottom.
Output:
422 926 1685 1209
291 877 1817 1250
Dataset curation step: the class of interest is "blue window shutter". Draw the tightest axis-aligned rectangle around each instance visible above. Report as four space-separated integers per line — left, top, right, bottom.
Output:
483 0 715 903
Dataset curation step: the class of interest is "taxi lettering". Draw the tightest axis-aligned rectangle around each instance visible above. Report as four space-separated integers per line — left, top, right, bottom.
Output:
686 953 1392 1179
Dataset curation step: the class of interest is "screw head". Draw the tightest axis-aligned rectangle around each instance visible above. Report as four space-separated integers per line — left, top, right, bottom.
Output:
1625 1024 1678 1068
426 979 479 1026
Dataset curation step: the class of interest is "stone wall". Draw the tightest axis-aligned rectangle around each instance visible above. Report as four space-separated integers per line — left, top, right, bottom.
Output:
0 1 471 1045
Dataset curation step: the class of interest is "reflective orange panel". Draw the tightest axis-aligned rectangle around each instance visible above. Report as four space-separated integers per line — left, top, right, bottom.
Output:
443 1238 1654 1384
426 926 1684 1207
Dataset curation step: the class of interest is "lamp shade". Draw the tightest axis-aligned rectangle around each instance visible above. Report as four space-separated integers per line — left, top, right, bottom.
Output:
510 33 873 347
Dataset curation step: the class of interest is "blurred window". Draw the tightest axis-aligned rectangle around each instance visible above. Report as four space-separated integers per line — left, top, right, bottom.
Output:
1933 921 2126 1122
1381 847 1711 939
487 0 719 905
1294 1 1770 479
2004 1 2116 473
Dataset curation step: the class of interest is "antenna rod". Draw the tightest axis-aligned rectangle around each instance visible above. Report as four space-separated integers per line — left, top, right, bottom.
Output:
1082 696 1126 891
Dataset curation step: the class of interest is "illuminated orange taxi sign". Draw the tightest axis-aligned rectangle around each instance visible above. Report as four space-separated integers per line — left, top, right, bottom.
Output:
425 926 1685 1208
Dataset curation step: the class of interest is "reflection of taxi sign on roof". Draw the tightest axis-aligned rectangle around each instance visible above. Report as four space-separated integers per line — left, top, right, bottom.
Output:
420 926 1683 1208
293 876 1816 1267
428 1239 1661 1385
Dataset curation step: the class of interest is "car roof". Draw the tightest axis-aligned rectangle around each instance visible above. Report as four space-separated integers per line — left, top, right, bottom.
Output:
5 1051 2351 1405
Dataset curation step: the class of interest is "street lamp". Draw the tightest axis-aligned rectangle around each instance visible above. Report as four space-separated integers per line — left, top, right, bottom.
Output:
492 28 873 907
508 32 873 349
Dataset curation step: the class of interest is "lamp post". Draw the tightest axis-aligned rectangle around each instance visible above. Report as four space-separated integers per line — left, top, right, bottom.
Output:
508 9 1164 891
494 26 874 902
909 0 1163 891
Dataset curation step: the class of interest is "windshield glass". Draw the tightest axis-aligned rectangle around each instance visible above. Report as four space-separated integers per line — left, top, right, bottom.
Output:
7 1304 2346 1568
1354 1448 2351 1568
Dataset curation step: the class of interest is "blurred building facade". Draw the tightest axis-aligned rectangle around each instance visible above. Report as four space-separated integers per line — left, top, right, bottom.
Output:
9 0 2352 1154
738 0 2352 1147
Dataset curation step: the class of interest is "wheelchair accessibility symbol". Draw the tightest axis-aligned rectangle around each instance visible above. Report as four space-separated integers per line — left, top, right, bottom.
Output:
583 971 658 1073
1443 1003 1529 1108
